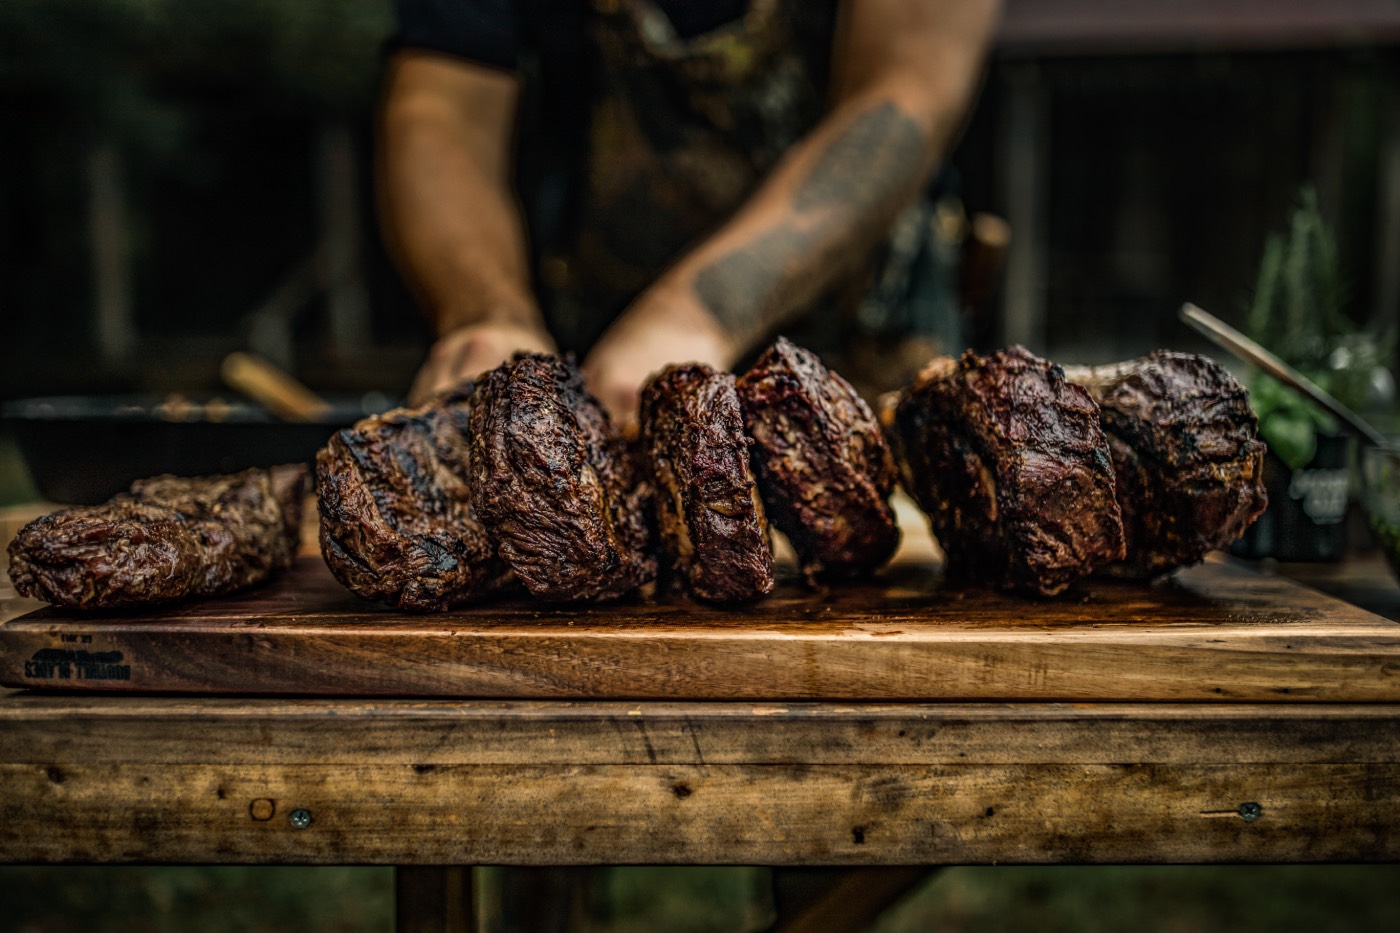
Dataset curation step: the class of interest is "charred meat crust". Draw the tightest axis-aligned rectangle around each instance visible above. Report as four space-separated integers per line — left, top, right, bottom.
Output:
641 364 775 604
7 466 307 609
892 346 1126 596
469 353 656 602
1065 351 1268 578
316 384 510 611
737 337 900 583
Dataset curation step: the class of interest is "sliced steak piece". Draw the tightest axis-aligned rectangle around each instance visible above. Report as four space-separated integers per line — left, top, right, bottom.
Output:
891 346 1125 596
7 465 306 609
469 353 656 602
1064 351 1268 578
737 337 900 584
316 384 510 611
641 364 774 604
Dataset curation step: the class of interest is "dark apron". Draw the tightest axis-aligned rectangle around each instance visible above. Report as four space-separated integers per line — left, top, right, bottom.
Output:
543 0 954 387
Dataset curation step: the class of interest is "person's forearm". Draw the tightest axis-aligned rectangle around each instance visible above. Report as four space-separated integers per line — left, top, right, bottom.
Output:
378 57 543 337
655 0 1000 355
674 92 932 353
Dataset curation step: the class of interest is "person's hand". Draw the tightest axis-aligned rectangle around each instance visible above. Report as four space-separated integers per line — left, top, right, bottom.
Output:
581 284 737 433
409 319 556 405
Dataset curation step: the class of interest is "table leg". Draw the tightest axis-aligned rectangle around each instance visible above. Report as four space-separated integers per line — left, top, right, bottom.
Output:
497 867 588 930
769 867 936 933
395 866 476 933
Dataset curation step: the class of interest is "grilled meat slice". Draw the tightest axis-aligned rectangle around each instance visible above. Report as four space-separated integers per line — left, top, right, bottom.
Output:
1064 351 1268 578
316 384 510 611
469 353 656 601
737 337 899 583
7 465 306 609
891 346 1125 595
641 364 774 603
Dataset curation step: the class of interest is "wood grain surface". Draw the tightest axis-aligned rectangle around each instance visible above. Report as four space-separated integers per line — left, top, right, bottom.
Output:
1 552 1397 700
4 697 1399 865
7 504 1399 869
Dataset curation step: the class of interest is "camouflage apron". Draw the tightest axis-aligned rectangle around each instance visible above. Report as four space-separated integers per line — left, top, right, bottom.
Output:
543 0 953 388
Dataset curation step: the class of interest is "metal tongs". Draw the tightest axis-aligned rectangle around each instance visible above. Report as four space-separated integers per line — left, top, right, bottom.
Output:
1179 302 1388 448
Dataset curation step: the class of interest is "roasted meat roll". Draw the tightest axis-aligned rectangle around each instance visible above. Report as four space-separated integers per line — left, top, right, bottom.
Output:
640 363 774 604
316 384 510 611
8 465 306 609
890 346 1126 595
469 353 656 601
737 337 900 584
1064 351 1268 578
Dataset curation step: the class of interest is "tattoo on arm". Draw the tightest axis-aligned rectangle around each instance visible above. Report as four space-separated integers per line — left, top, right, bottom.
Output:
693 101 925 349
793 102 924 213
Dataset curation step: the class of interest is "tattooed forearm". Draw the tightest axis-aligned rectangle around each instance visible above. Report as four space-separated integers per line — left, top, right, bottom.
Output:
691 226 815 348
794 102 925 213
693 101 926 348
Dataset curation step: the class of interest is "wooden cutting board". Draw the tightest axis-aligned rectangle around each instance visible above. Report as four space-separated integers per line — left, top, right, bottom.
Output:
2 548 1397 700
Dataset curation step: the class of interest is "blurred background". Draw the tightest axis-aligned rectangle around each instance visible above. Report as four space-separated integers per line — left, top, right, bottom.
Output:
2 0 1399 502
1 0 1398 504
2 0 1400 929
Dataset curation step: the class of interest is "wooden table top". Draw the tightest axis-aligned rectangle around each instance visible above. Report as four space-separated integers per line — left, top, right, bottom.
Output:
3 553 1397 702
3 502 1398 867
2 693 1398 865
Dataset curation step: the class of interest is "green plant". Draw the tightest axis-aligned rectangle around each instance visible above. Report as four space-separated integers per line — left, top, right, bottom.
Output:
1247 373 1338 469
1245 187 1393 468
1363 446 1400 582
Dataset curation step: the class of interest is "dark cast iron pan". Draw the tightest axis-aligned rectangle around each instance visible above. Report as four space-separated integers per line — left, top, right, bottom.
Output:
4 394 387 504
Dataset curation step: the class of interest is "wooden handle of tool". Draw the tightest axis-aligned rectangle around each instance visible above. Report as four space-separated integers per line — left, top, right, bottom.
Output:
221 352 331 422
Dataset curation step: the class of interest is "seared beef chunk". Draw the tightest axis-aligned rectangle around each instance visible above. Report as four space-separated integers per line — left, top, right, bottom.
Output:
7 466 306 609
1064 351 1268 578
891 346 1125 595
641 364 775 603
317 385 510 611
469 353 655 601
737 337 899 583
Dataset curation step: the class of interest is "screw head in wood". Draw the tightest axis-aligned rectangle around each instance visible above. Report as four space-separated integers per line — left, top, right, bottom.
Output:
289 807 313 829
1238 802 1262 822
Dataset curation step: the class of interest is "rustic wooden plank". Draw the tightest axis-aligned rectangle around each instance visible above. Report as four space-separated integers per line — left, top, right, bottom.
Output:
1 557 1396 701
5 695 1397 865
1270 554 1400 623
4 699 1400 767
3 759 1396 865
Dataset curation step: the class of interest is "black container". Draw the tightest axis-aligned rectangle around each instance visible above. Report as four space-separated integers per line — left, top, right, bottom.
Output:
4 395 380 504
1232 431 1351 562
